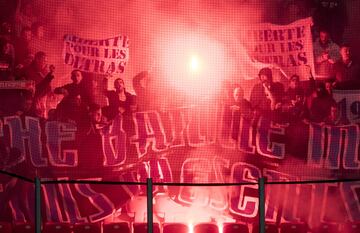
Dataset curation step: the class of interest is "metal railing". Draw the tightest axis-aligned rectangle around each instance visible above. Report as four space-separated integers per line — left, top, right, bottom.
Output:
2 169 360 233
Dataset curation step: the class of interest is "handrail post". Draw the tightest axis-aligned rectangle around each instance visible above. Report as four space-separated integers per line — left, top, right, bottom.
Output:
35 177 41 233
258 177 266 233
147 178 153 233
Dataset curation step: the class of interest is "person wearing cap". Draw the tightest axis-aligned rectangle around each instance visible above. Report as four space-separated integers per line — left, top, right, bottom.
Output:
333 43 360 89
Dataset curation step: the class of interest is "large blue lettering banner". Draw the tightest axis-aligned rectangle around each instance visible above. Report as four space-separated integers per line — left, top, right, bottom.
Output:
1 103 360 225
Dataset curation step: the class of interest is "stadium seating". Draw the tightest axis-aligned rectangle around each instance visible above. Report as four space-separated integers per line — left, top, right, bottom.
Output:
103 222 130 233
0 222 11 233
341 222 360 233
43 222 73 233
223 223 249 233
252 223 279 233
12 222 34 233
312 223 339 233
194 223 219 233
163 223 189 233
133 223 160 233
73 223 102 233
279 222 308 233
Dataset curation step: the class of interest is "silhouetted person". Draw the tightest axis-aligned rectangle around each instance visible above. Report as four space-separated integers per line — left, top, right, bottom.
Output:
14 27 32 66
23 51 55 118
103 78 136 120
313 0 347 44
250 67 284 117
133 71 155 111
313 29 339 79
54 69 86 123
284 75 304 103
309 82 336 123
225 85 253 140
333 43 360 89
77 104 108 177
0 38 13 80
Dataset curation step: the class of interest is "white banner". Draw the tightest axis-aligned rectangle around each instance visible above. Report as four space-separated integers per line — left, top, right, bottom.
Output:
241 17 314 80
63 35 129 74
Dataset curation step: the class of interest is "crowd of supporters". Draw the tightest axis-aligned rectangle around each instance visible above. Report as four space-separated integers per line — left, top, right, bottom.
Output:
0 0 359 130
222 25 360 127
224 67 341 130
